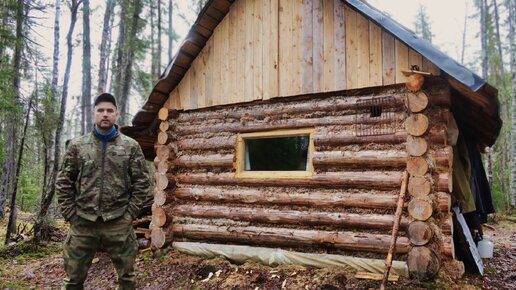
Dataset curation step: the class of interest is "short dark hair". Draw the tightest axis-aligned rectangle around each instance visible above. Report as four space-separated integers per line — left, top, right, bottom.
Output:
94 93 117 108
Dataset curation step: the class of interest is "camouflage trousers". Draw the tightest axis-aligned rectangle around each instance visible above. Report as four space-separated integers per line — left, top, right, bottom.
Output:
62 212 138 290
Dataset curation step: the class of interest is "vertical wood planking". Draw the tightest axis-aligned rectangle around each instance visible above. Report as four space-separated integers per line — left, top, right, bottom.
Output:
190 56 200 109
344 5 357 89
369 21 382 86
228 3 238 104
221 17 230 104
422 57 440 75
244 0 254 101
356 13 369 88
213 23 222 106
279 0 293 96
323 0 334 92
173 88 182 110
312 0 324 92
179 70 191 109
236 0 246 103
381 30 395 85
253 0 264 100
262 0 271 99
203 37 213 108
265 0 279 99
408 49 423 71
292 0 303 95
395 39 409 83
301 0 313 94
333 0 346 91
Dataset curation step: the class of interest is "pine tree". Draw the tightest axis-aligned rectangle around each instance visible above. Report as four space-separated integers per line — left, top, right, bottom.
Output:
414 4 433 43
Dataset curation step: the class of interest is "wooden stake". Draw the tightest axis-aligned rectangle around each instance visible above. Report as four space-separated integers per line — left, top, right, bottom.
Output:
381 170 409 290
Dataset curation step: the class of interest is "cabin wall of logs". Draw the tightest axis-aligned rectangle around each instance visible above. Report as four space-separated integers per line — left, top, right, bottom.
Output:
150 76 455 279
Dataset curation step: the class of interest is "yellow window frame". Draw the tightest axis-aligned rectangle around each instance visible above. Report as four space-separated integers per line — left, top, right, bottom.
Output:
235 128 315 178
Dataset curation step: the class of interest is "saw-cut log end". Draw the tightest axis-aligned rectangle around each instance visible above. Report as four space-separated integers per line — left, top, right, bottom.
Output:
406 91 429 112
407 246 440 280
408 198 433 221
408 221 433 246
404 114 429 137
405 74 425 92
406 136 428 157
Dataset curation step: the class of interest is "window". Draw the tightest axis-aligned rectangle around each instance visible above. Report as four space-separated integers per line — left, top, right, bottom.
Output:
235 128 315 178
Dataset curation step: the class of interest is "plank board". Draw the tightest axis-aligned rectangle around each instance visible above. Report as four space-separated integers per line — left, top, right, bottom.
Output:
344 5 357 88
301 0 313 94
422 57 440 76
236 0 246 103
381 30 395 85
292 0 303 94
369 21 382 86
323 0 334 92
312 0 324 93
244 0 254 101
179 70 191 110
253 0 264 100
333 0 346 90
228 3 238 104
279 0 293 96
266 0 280 99
356 13 369 88
395 39 409 83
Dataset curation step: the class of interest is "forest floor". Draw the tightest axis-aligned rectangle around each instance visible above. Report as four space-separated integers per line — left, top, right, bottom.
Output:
0 211 514 290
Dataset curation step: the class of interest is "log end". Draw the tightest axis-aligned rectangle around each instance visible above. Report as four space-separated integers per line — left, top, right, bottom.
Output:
407 246 440 280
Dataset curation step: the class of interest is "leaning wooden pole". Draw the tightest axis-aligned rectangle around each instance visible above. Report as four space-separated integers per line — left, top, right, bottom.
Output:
381 170 409 290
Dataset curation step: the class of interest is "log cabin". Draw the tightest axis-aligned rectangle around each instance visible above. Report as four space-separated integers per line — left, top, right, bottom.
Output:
122 0 502 280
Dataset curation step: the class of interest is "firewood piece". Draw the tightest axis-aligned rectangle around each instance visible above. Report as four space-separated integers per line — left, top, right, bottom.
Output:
442 235 454 258
406 136 427 156
407 246 440 280
152 206 171 227
158 107 169 121
172 204 410 230
434 172 452 193
407 221 433 246
175 171 403 189
158 131 168 145
405 74 425 92
441 215 453 234
151 226 173 249
407 157 429 176
313 150 407 168
155 173 170 191
433 146 453 172
154 189 173 206
404 114 429 137
406 91 429 112
381 171 409 290
172 224 410 253
156 145 170 161
408 176 431 197
436 192 451 213
356 272 399 281
174 187 401 209
132 215 152 226
407 198 433 221
159 120 170 132
156 161 170 174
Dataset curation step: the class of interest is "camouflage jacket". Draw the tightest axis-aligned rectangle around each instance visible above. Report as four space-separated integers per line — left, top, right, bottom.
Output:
56 127 151 222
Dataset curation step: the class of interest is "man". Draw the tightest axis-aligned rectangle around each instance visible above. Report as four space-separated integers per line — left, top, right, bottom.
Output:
56 93 150 290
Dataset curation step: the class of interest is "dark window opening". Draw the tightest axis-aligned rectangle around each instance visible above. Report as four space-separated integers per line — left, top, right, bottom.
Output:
244 136 309 171
369 105 383 117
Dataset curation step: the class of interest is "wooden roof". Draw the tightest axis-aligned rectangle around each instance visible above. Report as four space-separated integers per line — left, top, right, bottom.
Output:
123 0 501 156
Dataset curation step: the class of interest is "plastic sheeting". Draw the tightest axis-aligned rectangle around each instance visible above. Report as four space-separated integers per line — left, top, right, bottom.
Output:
173 242 409 277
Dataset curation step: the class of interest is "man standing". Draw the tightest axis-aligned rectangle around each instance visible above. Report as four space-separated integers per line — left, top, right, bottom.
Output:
56 93 150 290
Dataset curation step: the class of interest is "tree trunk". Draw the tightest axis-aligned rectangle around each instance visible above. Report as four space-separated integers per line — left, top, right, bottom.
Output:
97 0 115 94
150 1 156 81
112 0 128 106
168 0 173 63
5 99 32 244
508 0 516 207
157 0 162 75
119 0 143 125
82 0 92 133
34 0 82 242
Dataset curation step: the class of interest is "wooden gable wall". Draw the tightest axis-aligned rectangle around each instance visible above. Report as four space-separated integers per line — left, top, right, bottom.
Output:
163 0 440 111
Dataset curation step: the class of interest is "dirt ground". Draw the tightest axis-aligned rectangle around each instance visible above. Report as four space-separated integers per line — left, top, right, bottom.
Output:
0 212 514 289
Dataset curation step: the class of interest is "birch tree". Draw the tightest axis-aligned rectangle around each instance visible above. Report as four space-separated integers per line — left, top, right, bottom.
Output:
97 0 115 94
